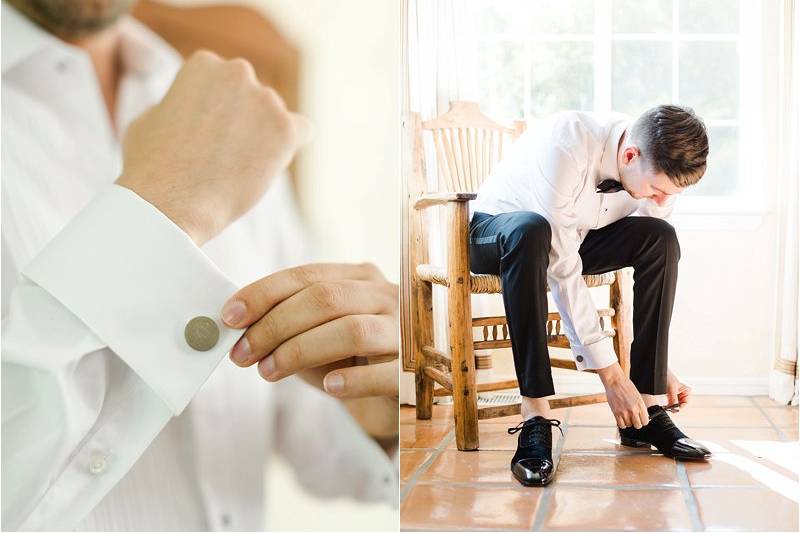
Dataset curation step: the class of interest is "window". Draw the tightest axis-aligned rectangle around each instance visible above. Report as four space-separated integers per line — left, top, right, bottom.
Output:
474 0 769 209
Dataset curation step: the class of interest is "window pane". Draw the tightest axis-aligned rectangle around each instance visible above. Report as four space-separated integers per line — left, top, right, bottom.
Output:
527 0 594 33
613 0 672 33
679 42 738 119
679 0 739 34
476 0 530 34
478 40 525 118
612 41 672 115
683 126 738 196
529 42 593 116
476 0 594 34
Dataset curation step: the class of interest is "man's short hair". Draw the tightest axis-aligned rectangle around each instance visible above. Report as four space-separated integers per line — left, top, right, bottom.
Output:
629 105 709 187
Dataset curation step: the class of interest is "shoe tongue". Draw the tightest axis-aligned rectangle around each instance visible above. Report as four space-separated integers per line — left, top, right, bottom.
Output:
647 405 665 416
525 415 550 425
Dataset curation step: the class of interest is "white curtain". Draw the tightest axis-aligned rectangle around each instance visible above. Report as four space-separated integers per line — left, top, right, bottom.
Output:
403 0 508 403
407 0 481 354
769 0 800 405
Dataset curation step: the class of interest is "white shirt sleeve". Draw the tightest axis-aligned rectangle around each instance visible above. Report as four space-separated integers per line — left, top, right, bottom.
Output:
537 145 618 371
2 185 244 531
272 378 398 505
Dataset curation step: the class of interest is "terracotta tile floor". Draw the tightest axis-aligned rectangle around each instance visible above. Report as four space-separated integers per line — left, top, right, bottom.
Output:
400 396 799 531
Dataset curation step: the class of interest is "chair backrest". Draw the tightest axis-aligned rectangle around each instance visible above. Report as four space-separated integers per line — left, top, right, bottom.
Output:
420 101 526 193
401 102 525 371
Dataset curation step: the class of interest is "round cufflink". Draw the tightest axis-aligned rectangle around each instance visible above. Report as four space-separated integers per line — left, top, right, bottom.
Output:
185 316 220 351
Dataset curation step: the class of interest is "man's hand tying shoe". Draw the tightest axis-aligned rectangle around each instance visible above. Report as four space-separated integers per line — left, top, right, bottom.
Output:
619 405 711 459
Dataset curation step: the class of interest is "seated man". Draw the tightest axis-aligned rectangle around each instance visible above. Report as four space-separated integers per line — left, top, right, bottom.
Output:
469 105 712 487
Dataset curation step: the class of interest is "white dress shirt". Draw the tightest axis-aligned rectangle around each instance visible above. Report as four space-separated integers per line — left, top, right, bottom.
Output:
471 111 676 371
1 5 396 531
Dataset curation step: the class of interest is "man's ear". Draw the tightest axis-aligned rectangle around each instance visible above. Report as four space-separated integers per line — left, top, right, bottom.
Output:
622 146 640 165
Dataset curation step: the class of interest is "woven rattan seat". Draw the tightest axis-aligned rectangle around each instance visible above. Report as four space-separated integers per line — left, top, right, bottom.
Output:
416 264 616 294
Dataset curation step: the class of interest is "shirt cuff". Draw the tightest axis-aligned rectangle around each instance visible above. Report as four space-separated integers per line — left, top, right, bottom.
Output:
571 335 618 371
22 185 244 415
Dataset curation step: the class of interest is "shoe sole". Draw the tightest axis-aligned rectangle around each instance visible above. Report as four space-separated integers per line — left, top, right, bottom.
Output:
513 475 554 487
620 436 711 460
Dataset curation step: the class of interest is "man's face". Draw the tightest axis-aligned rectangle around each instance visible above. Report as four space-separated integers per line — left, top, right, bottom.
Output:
10 0 136 38
618 146 685 206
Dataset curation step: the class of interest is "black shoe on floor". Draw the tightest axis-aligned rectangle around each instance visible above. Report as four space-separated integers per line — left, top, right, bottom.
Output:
619 405 711 460
507 416 563 486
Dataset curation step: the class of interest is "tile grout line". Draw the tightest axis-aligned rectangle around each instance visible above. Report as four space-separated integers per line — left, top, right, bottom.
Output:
530 407 571 531
748 396 791 441
400 428 455 503
676 459 705 531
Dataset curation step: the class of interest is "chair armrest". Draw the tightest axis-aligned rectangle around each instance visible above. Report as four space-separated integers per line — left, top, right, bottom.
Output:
413 192 477 210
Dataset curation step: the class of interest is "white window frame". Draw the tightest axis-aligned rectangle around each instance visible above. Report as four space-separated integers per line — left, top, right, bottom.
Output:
474 0 780 217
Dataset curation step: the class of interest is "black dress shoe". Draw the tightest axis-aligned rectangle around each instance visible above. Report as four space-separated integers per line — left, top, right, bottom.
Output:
619 405 711 460
507 416 563 486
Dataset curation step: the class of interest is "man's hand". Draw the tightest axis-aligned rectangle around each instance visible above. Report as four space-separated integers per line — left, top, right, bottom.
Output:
220 263 398 400
666 369 691 410
117 50 310 245
597 362 650 429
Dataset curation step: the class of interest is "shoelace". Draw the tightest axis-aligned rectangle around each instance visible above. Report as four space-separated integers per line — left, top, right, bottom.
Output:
508 418 564 449
661 402 682 413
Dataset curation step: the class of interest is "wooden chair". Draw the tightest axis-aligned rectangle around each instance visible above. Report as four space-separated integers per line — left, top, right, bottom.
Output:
401 101 634 451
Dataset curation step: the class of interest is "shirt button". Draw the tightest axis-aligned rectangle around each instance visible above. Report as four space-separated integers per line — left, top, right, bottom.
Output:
185 316 220 351
576 355 584 363
221 514 231 527
88 453 109 475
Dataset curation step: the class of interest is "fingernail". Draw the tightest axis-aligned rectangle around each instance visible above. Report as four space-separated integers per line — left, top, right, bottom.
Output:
260 356 276 379
230 337 250 363
222 300 246 327
324 373 345 395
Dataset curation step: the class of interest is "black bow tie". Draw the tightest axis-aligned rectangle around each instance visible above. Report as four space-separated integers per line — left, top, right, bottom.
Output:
596 179 624 194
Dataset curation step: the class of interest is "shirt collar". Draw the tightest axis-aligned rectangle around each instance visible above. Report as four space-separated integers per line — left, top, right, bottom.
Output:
1 2 63 74
596 119 630 186
2 1 181 78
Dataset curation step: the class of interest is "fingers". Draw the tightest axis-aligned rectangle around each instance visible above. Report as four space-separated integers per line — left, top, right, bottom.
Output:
255 314 397 381
637 399 650 428
221 263 386 329
678 385 692 407
229 279 395 366
323 360 398 399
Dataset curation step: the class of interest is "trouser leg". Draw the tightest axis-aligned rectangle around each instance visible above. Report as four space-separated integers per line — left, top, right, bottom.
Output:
578 216 681 394
468 211 554 398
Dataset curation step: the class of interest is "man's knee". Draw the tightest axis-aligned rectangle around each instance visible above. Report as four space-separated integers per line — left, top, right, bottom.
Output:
638 217 680 262
501 212 551 259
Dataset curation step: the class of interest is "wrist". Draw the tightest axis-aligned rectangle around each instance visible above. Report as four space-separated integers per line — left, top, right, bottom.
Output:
597 362 623 385
115 180 210 245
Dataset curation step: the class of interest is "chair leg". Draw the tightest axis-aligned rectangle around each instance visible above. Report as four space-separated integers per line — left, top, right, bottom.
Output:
450 311 478 451
610 268 633 378
414 280 434 420
447 202 479 450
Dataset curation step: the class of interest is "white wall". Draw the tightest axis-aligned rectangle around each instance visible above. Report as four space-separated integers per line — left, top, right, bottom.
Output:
253 0 400 281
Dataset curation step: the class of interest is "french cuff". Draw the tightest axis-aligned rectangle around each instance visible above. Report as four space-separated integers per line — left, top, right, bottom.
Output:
571 335 618 371
22 185 243 415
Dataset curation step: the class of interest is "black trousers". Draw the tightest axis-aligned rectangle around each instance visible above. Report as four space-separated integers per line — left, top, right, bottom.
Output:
469 211 680 398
